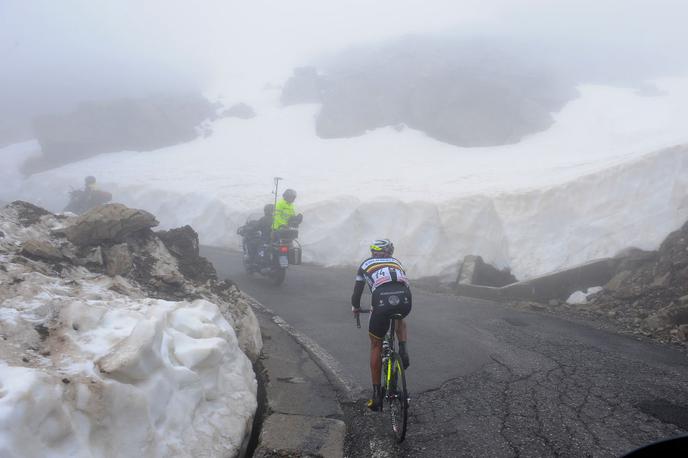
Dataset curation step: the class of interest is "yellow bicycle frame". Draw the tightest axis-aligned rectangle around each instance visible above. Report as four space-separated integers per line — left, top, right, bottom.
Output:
385 357 402 390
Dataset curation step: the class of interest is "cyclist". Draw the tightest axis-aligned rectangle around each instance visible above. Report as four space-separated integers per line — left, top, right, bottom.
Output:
351 238 411 411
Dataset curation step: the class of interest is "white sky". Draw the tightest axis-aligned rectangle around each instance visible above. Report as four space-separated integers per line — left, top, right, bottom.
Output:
1 0 687 116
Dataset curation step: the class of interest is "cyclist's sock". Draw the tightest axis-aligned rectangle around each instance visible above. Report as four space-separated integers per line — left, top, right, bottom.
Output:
399 341 410 369
367 384 382 411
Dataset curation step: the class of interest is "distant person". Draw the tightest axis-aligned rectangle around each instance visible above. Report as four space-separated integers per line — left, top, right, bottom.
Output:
255 203 275 262
64 175 112 214
239 204 274 265
84 175 97 192
351 239 412 411
272 189 302 231
258 203 275 240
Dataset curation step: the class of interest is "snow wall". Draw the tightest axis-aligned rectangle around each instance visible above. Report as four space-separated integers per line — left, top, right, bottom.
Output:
5 143 687 281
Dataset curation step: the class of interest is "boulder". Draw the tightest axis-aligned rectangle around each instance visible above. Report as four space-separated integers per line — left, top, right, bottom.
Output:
605 270 632 291
21 239 64 262
75 246 104 267
456 255 517 287
156 225 199 258
678 324 688 342
63 204 158 246
7 201 51 227
156 225 216 284
613 247 657 272
104 243 133 277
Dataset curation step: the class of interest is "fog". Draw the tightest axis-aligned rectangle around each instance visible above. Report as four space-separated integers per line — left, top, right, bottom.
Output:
2 0 687 125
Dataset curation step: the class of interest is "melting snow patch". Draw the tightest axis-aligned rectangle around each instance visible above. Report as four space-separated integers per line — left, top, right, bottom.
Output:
567 286 604 305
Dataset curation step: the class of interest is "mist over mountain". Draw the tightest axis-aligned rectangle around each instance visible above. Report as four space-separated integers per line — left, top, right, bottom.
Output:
282 29 687 147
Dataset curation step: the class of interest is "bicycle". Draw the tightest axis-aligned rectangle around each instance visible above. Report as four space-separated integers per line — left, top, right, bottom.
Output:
356 309 409 442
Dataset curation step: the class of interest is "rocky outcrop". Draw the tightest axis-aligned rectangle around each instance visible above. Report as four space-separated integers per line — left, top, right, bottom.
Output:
511 220 688 346
586 220 688 343
282 37 577 147
5 200 51 227
457 255 517 287
62 203 158 246
20 239 65 262
0 200 262 360
24 94 216 174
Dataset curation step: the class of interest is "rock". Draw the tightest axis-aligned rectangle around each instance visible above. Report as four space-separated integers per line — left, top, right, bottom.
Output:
156 225 199 258
643 303 688 330
456 255 517 287
156 226 216 284
651 271 671 287
7 201 51 227
20 239 65 262
548 299 560 307
63 204 158 246
104 243 133 277
75 246 104 267
613 247 657 272
678 295 688 306
221 103 255 119
678 324 688 342
605 270 631 291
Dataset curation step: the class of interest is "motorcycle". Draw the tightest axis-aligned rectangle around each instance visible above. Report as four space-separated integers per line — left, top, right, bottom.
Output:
237 220 302 286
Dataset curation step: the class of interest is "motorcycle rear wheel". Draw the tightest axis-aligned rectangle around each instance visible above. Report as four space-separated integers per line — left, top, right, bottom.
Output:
270 268 286 286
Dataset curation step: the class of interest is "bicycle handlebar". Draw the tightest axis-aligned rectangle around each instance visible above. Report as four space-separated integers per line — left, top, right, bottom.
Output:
354 308 371 328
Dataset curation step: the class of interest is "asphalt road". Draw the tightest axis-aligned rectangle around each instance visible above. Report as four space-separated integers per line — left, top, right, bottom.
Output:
202 247 688 457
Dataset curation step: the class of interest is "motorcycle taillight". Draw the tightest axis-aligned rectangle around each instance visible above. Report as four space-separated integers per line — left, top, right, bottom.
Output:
279 245 289 254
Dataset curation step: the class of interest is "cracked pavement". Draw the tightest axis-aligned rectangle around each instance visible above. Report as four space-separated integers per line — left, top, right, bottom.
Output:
344 319 688 457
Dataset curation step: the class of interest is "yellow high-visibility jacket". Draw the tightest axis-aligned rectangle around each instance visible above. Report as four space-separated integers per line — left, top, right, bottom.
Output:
272 198 296 230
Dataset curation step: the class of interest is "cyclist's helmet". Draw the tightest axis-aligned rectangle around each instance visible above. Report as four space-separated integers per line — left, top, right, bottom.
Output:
263 204 274 216
84 176 96 186
370 239 394 257
283 189 297 202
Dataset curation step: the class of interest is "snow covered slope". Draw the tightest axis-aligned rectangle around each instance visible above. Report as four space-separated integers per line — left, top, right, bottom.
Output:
4 79 688 280
0 203 259 457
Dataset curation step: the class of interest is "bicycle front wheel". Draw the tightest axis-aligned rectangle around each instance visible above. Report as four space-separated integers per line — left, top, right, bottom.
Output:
387 354 408 442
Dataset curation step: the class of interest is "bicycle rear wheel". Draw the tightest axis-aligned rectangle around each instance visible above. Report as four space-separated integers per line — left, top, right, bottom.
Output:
387 354 408 442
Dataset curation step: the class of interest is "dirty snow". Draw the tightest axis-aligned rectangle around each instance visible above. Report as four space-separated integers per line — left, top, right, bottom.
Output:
0 209 257 457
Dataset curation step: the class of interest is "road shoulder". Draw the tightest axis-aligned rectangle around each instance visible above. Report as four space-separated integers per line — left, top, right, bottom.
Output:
249 294 347 457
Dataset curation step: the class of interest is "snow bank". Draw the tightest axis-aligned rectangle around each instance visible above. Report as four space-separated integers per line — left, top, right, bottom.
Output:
5 79 688 280
0 207 257 457
566 287 604 305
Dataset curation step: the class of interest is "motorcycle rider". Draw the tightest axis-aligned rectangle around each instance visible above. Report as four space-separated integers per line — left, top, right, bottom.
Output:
272 189 300 231
84 176 97 191
351 239 412 411
243 204 274 266
65 176 112 214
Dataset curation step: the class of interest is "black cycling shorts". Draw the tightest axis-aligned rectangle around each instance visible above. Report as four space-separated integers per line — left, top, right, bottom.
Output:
369 283 412 340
